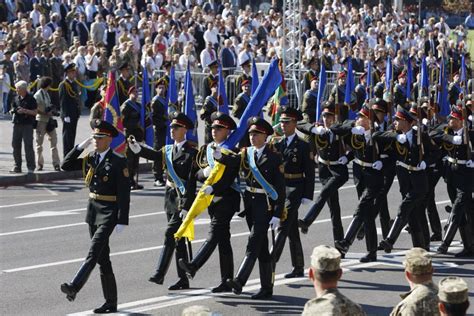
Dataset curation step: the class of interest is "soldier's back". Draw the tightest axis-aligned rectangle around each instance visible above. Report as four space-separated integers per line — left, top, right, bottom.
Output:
390 282 439 316
302 288 365 316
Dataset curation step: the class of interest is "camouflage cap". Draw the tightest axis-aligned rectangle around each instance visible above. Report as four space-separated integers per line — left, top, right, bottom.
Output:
310 245 341 272
403 247 432 275
438 277 468 304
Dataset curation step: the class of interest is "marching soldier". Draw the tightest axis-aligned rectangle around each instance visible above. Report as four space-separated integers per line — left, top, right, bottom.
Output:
200 82 219 144
302 245 365 316
390 248 439 316
202 60 218 100
151 79 169 186
271 107 315 278
232 79 251 119
297 102 348 249
354 72 367 112
227 117 286 300
431 105 474 257
59 63 81 157
179 112 240 293
328 71 355 122
235 58 252 92
60 120 130 314
117 62 132 105
394 72 408 108
121 86 144 190
303 57 318 92
49 46 64 108
300 77 319 153
333 105 384 262
128 112 197 290
376 106 438 253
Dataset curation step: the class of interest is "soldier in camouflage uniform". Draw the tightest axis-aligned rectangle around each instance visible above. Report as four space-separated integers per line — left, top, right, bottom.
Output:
438 277 469 316
390 248 439 316
302 245 365 316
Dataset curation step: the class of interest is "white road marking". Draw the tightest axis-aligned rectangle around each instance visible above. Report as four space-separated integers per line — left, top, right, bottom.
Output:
0 200 58 209
17 209 84 218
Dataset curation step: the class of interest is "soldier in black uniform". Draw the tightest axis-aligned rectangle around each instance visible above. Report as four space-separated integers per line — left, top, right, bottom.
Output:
303 57 318 92
354 72 367 112
120 86 144 190
271 107 315 278
117 62 132 106
227 117 286 300
394 71 408 108
297 102 348 249
60 120 130 314
333 105 384 262
179 112 241 293
328 71 355 122
49 46 64 109
300 77 319 152
232 79 251 119
128 112 197 289
200 81 218 144
431 105 474 257
448 72 461 107
202 60 218 100
151 78 168 186
59 63 81 157
235 59 252 92
376 106 438 253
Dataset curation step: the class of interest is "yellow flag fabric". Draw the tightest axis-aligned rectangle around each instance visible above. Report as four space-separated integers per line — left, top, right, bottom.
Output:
174 160 227 241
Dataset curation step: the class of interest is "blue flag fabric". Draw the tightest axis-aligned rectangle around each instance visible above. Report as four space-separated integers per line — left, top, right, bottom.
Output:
184 63 198 144
165 66 178 144
217 62 229 114
366 61 372 100
223 59 283 149
421 57 429 96
345 57 356 120
385 56 392 89
437 58 450 116
141 67 154 146
407 57 413 100
315 61 327 122
103 72 126 153
460 54 467 96
251 58 259 96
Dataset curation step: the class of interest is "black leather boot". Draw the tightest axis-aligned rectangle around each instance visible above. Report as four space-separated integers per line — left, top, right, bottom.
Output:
149 244 174 284
379 216 406 253
455 224 474 258
251 261 273 300
298 199 324 234
284 267 304 278
335 215 363 254
168 278 189 290
178 241 216 279
437 221 459 254
93 274 118 313
60 262 94 302
226 256 255 295
359 251 377 263
211 250 234 293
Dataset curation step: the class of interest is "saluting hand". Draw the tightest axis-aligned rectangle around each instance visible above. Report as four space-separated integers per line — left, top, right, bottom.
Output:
77 137 93 150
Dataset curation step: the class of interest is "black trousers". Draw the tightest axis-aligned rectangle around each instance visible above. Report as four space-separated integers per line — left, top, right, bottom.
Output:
87 224 116 275
423 167 442 235
373 161 396 237
163 211 188 280
152 128 166 181
62 118 78 157
244 192 272 263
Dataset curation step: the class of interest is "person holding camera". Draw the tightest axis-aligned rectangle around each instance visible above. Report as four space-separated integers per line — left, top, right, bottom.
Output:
34 77 60 171
10 80 38 173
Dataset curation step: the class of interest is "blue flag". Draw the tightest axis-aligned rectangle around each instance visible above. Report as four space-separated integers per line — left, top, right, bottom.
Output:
421 57 429 97
344 57 356 120
141 67 154 146
407 57 413 100
385 56 392 89
437 58 450 116
103 72 126 153
217 62 229 114
251 58 259 96
223 59 283 149
184 63 198 145
165 66 178 144
366 61 372 100
460 54 467 96
315 60 327 122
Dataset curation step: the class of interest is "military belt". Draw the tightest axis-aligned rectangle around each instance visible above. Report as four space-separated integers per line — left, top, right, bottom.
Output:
245 186 267 194
396 161 422 171
447 157 467 165
354 158 373 167
284 173 304 179
89 193 117 202
318 157 340 166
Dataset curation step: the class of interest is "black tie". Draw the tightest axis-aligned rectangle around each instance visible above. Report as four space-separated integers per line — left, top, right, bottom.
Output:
173 145 178 156
95 153 100 166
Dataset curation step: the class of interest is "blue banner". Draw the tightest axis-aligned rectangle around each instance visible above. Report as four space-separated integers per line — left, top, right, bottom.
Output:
217 62 229 114
184 63 198 144
141 67 154 146
316 60 326 122
407 57 413 100
344 57 356 120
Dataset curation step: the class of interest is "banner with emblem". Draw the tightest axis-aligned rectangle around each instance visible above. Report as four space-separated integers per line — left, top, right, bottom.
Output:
174 59 283 241
103 72 126 153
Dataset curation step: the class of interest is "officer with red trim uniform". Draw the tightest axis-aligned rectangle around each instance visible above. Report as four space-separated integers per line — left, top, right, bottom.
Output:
200 81 219 144
60 120 130 313
232 79 251 119
151 78 169 186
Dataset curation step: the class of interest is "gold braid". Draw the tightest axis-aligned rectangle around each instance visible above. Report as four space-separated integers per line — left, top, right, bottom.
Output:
315 135 328 149
82 153 94 187
442 128 455 152
118 79 128 96
351 134 365 150
395 141 408 157
240 149 252 180
195 146 209 169
64 81 78 98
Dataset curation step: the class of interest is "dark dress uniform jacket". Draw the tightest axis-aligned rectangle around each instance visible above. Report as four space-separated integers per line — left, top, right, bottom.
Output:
233 92 250 119
121 99 144 141
61 147 131 225
59 79 80 120
117 77 131 105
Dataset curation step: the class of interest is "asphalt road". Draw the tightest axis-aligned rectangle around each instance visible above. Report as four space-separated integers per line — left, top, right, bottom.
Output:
1 169 473 316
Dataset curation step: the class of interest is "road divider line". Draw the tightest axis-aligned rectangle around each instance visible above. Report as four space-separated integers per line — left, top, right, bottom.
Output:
0 200 58 209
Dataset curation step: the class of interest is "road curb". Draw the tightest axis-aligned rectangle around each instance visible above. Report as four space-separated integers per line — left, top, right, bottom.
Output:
0 162 153 187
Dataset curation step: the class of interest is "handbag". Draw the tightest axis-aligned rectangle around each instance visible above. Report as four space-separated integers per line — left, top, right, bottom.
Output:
46 118 58 132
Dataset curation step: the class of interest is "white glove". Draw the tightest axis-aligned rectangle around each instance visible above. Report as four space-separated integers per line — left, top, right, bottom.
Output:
351 126 365 135
203 166 212 177
128 140 141 154
77 137 93 150
64 116 71 123
213 146 222 159
202 185 213 195
396 133 407 144
466 160 474 168
372 160 383 170
417 161 426 170
422 118 429 126
269 216 280 229
311 126 326 135
301 198 312 205
337 156 348 165
115 224 126 233
180 209 188 219
468 115 472 122
452 135 462 145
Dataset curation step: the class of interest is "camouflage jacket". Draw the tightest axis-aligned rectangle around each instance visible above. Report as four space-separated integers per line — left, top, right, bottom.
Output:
302 288 365 316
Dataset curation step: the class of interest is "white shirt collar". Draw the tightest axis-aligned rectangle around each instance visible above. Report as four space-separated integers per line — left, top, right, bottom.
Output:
285 133 296 145
255 144 266 157
97 148 110 163
454 128 463 136
174 139 186 151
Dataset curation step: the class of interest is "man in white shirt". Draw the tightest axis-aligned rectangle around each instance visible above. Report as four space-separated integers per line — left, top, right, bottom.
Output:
200 41 217 71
